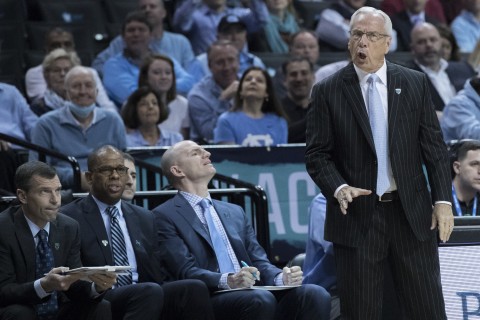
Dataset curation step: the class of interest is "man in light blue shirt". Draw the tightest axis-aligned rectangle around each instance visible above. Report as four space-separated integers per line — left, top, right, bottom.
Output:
451 0 480 53
92 0 195 76
188 14 266 82
103 10 195 106
173 0 269 55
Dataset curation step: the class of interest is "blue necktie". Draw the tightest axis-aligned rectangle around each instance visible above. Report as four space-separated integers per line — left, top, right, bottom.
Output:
106 206 132 286
35 229 58 320
199 199 235 273
367 74 391 196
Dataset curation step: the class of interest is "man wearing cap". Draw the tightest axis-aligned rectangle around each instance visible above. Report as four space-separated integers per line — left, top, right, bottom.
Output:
173 0 269 55
189 14 266 81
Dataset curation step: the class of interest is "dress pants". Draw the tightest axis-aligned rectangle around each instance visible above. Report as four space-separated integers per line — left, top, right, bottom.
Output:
0 299 111 320
211 284 331 320
334 200 447 320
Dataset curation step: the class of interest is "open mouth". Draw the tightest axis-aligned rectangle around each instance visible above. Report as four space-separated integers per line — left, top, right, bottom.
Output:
358 52 367 60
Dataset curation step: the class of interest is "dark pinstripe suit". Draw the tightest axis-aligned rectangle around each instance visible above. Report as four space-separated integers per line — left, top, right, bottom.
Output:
305 61 451 319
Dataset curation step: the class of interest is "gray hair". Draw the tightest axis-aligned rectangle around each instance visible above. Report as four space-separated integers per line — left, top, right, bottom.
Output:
350 6 393 36
64 65 97 89
42 48 80 73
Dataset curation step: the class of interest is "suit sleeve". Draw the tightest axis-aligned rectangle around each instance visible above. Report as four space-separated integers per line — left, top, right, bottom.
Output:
305 81 347 199
417 74 452 203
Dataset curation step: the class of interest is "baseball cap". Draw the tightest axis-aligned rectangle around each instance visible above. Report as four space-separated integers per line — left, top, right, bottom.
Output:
217 15 246 34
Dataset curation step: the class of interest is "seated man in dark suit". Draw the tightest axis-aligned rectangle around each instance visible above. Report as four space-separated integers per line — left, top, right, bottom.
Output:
391 0 441 51
61 145 214 320
403 22 476 119
153 140 331 320
0 161 114 320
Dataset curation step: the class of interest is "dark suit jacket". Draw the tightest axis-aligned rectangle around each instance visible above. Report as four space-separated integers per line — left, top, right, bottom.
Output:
305 61 452 247
153 193 281 291
0 206 95 307
401 60 476 111
61 195 164 284
391 11 440 51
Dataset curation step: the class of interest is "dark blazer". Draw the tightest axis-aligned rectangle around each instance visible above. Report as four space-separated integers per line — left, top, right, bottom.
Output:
401 59 476 111
0 206 96 307
153 193 281 291
61 195 164 284
391 11 440 51
305 61 452 247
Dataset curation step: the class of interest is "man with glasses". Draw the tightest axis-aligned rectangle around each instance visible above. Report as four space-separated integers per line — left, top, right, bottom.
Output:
306 6 453 319
62 145 215 320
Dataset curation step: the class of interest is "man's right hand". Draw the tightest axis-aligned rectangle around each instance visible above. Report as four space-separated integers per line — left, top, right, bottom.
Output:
227 266 259 289
40 267 83 293
219 80 239 101
336 186 372 215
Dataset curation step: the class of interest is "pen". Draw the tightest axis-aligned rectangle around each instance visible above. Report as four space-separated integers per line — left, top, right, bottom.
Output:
240 260 258 280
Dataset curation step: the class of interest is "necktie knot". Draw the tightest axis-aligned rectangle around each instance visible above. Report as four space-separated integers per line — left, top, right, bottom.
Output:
199 199 211 211
37 229 48 242
368 73 379 85
107 206 120 219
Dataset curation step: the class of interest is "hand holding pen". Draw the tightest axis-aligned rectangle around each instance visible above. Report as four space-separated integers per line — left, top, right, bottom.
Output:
226 261 260 289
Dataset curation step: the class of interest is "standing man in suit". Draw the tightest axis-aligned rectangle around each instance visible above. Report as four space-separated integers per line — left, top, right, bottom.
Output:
0 161 114 320
153 140 331 320
62 145 215 320
306 6 455 319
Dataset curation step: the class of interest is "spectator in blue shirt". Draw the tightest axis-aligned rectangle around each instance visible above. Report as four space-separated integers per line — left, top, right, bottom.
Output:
92 0 195 76
188 14 266 82
121 86 183 147
103 11 195 107
173 0 269 55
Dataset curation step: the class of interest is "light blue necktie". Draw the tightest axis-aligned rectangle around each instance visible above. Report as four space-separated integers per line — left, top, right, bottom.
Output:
106 206 133 286
367 74 391 196
199 199 235 273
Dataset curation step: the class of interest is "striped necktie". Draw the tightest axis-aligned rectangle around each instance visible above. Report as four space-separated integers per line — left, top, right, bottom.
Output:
106 206 132 286
35 229 58 320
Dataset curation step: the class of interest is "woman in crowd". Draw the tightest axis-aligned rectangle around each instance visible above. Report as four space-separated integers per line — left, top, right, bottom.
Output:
121 86 183 147
30 48 80 116
138 54 190 139
214 66 288 146
437 24 461 61
263 0 300 53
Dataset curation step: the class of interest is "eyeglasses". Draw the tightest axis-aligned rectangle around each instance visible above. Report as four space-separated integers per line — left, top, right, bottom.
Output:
92 166 129 176
349 30 390 42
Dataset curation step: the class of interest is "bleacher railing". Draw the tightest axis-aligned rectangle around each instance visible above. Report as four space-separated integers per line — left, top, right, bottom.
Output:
0 132 82 191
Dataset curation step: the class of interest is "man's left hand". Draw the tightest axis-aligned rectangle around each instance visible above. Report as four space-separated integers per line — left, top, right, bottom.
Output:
431 203 454 243
282 266 303 286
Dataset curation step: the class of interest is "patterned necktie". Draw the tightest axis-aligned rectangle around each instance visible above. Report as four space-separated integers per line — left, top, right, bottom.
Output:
199 199 235 273
35 229 58 320
106 206 132 286
367 74 391 196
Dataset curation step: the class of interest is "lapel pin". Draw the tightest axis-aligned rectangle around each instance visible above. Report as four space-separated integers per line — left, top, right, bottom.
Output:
54 243 60 250
395 88 401 95
102 240 108 247
135 240 141 246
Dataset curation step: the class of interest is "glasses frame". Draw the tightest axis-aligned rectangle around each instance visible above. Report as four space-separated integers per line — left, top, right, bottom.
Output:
91 165 129 176
349 30 390 42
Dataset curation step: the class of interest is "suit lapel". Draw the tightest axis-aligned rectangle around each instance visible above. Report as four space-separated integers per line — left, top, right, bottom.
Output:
14 208 36 279
174 194 213 247
342 64 376 152
49 218 61 265
122 202 143 255
83 195 114 265
211 200 239 242
386 62 404 150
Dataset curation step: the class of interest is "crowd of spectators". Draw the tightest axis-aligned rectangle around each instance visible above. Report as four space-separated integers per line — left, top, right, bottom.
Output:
0 0 479 196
